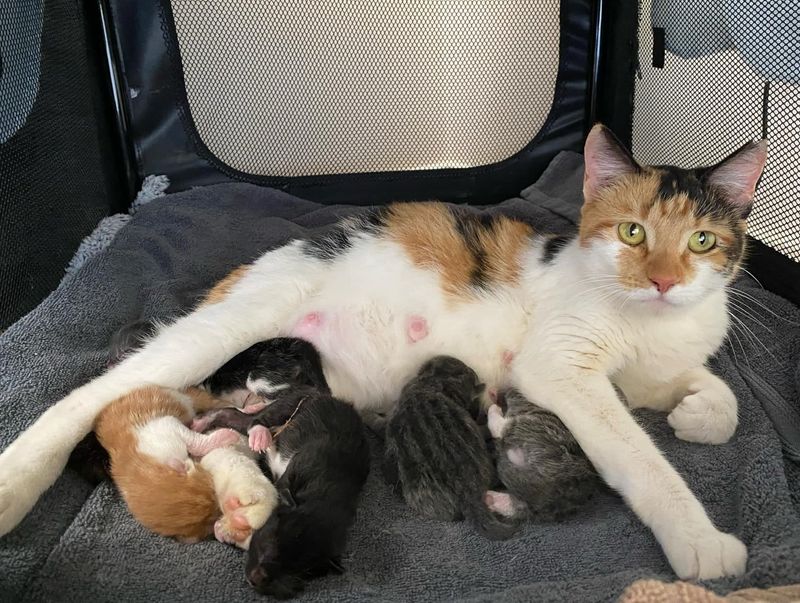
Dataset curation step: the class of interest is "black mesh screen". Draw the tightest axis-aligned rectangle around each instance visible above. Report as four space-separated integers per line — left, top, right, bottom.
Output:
169 0 562 177
0 0 122 329
631 0 800 263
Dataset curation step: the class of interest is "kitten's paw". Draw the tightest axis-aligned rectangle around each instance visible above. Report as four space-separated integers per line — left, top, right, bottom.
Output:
668 385 737 444
190 413 215 433
242 401 268 415
216 482 278 549
484 491 518 518
661 527 747 580
248 425 272 452
487 404 508 439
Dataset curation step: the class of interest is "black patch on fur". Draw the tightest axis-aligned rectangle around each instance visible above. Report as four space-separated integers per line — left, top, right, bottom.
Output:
302 209 387 262
67 432 111 485
383 356 516 540
450 209 495 289
541 235 572 264
655 165 706 204
204 338 329 397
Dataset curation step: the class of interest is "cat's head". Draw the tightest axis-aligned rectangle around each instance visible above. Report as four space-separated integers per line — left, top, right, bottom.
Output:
579 124 767 309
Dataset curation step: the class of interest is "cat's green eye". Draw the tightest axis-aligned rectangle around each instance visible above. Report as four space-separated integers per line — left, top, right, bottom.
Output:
618 222 646 246
688 231 717 253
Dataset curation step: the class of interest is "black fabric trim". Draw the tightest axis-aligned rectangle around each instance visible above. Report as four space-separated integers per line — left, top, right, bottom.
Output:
108 0 593 206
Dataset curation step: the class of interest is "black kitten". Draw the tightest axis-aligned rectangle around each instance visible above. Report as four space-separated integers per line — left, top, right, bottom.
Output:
485 389 602 521
197 339 369 599
383 356 516 540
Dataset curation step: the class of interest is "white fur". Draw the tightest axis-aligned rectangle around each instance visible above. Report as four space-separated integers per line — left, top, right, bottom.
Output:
266 448 291 481
0 223 745 579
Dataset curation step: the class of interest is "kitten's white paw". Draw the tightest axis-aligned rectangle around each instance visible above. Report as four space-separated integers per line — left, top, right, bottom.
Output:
668 385 737 445
661 526 747 579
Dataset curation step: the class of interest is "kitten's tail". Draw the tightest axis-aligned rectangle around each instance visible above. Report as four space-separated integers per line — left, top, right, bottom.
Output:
464 495 518 541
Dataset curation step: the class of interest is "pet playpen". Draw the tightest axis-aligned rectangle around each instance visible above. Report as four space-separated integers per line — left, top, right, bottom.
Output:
1 1 799 601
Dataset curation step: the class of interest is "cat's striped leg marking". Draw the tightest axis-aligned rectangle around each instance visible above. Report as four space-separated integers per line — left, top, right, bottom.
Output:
513 362 746 580
0 242 321 536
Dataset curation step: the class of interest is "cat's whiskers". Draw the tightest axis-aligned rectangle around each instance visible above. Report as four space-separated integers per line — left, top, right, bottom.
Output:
727 288 800 326
726 297 773 334
722 313 746 366
738 268 764 289
726 310 778 364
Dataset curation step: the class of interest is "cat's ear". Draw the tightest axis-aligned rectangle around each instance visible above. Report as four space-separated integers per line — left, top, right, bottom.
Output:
703 139 768 218
583 124 640 201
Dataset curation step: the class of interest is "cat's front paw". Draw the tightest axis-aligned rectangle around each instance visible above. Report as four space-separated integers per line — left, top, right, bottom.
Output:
667 379 737 445
661 525 747 580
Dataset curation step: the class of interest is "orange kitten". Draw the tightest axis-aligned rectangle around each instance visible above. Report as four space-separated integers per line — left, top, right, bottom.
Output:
95 386 277 546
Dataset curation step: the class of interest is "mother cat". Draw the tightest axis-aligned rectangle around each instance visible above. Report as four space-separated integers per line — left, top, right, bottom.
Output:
0 125 766 580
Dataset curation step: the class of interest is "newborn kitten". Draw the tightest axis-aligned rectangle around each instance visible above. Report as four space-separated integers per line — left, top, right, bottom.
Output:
485 389 602 521
94 385 278 546
195 337 370 598
383 356 516 540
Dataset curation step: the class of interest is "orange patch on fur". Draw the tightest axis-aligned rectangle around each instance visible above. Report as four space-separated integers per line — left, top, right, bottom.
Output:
478 218 534 285
385 202 532 297
95 386 222 541
202 265 250 305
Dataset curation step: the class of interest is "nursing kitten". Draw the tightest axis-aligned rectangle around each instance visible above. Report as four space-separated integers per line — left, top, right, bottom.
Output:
383 356 515 539
4 125 768 580
484 389 602 521
95 386 277 546
195 337 370 598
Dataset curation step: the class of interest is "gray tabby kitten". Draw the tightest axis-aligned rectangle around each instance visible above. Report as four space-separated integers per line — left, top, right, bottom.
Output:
485 389 602 521
383 356 516 540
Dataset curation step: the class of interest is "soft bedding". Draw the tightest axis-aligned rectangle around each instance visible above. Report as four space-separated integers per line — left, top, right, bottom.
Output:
1 152 799 602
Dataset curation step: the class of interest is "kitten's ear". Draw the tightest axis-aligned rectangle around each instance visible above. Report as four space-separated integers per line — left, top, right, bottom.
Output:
704 139 768 218
583 124 640 201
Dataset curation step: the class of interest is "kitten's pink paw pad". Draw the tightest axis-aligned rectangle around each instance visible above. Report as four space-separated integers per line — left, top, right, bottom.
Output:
242 401 268 415
190 416 212 432
231 513 251 530
211 428 241 448
406 315 429 343
224 496 242 512
484 491 516 518
248 425 272 452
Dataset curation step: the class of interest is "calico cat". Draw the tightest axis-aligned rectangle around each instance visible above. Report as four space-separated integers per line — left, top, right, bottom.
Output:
195 338 370 598
383 356 515 539
0 125 767 580
94 386 278 546
484 389 602 522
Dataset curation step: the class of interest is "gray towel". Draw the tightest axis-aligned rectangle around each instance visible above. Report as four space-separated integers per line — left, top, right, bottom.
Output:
1 152 799 603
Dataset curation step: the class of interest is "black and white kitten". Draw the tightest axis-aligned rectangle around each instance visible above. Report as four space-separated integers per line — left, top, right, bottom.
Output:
195 338 370 599
485 389 602 521
383 356 516 540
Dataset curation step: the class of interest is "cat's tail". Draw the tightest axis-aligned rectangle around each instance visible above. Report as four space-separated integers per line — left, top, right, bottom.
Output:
463 494 519 541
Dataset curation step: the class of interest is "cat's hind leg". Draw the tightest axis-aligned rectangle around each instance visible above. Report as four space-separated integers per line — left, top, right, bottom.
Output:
0 242 322 536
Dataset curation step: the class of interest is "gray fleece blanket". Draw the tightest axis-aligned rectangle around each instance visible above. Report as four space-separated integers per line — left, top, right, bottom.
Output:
1 152 799 602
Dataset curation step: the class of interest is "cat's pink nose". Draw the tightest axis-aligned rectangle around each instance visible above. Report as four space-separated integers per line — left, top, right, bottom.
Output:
650 276 677 294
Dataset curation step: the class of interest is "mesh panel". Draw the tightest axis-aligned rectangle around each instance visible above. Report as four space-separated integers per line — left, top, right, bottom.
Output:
170 0 561 177
0 0 117 329
632 0 800 262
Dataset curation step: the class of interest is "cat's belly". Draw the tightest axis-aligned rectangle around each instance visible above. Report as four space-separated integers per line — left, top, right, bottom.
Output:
284 295 529 412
